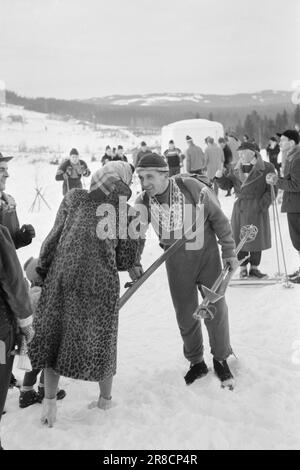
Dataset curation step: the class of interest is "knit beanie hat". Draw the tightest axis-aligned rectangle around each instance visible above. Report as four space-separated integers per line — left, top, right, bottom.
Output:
70 148 79 156
237 142 259 153
186 135 193 142
136 153 169 172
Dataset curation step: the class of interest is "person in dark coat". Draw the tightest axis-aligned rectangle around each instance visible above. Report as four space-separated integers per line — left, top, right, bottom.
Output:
112 145 128 162
55 148 91 195
163 140 183 176
231 142 275 278
0 153 36 249
0 225 34 449
216 138 238 196
266 137 281 175
131 153 237 388
101 145 113 166
134 141 151 167
29 162 140 427
266 130 300 283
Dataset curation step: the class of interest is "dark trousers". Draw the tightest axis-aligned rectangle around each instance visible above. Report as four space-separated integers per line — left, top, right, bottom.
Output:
165 244 232 363
238 250 262 267
269 156 281 175
0 312 15 422
23 369 44 387
287 213 300 252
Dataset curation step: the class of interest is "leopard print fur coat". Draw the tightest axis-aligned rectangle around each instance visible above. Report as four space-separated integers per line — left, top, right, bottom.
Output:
29 186 139 382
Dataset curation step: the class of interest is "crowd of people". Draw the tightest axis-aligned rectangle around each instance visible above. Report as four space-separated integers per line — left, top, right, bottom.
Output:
0 125 299 445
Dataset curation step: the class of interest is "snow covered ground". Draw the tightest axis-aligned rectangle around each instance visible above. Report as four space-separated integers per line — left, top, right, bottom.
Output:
1 152 300 450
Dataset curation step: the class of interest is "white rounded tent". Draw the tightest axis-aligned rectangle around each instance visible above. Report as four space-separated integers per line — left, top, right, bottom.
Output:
161 118 224 153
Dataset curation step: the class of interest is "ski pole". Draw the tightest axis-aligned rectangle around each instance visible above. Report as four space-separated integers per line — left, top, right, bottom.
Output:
271 186 282 277
270 185 292 289
193 224 258 321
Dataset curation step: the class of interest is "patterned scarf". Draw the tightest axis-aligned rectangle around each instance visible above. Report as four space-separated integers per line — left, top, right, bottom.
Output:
89 161 133 196
149 178 185 233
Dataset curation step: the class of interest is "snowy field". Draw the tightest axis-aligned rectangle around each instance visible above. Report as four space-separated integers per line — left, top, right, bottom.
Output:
1 150 300 450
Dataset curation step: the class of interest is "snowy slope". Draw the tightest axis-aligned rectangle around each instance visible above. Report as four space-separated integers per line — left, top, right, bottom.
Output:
0 105 155 158
1 159 300 450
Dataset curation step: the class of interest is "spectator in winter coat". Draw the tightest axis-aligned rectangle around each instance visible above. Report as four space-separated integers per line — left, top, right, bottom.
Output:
226 134 241 165
131 153 237 388
18 257 66 409
28 162 140 427
231 142 275 279
266 130 300 283
266 137 281 175
112 145 128 162
101 146 113 166
0 153 36 250
204 137 224 194
185 135 206 175
0 225 34 450
134 142 151 167
163 140 183 176
55 148 91 195
215 138 237 197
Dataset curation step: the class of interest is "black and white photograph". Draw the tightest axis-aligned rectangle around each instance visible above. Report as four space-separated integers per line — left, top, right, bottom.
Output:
0 0 300 452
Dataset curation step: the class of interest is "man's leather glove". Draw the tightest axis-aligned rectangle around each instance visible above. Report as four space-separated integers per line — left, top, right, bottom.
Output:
20 224 35 239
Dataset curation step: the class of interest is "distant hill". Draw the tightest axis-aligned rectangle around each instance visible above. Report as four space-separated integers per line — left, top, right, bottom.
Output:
85 90 293 109
6 89 294 130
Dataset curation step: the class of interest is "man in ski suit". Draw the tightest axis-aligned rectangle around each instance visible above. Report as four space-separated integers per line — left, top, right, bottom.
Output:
55 148 91 195
130 153 237 386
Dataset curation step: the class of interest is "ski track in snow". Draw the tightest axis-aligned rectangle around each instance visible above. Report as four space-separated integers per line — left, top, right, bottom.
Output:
2 160 300 450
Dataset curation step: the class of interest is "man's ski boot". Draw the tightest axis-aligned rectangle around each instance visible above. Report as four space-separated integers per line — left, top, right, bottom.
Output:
288 267 300 279
184 361 208 385
249 267 267 278
290 274 300 284
213 358 235 390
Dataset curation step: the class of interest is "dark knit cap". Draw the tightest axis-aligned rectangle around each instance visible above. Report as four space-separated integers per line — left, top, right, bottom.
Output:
136 153 169 172
237 142 259 152
117 145 123 150
169 140 174 144
277 130 299 145
186 135 193 141
70 148 79 156
141 141 147 146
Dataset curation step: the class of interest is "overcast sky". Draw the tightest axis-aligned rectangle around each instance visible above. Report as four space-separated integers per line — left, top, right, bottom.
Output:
0 0 299 99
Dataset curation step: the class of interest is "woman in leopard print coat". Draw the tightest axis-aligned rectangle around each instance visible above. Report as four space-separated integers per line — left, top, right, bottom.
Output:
29 162 140 425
